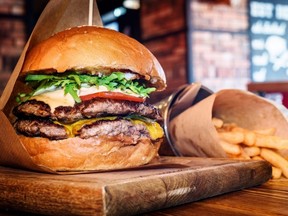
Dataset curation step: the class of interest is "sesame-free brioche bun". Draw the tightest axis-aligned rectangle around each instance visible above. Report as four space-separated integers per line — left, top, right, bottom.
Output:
19 135 162 171
15 26 166 172
21 26 166 90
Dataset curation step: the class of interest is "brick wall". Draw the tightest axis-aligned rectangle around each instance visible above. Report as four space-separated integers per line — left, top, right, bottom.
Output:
0 0 26 95
141 0 186 40
192 31 250 90
141 0 187 102
190 0 250 91
191 1 248 32
141 0 251 99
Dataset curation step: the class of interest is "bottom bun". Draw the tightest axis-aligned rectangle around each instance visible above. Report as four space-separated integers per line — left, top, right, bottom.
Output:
19 135 162 171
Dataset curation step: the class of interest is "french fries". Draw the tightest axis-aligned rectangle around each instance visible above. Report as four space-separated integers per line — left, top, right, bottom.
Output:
254 128 276 136
213 117 288 179
243 146 260 157
212 117 223 129
218 131 244 144
260 148 288 178
271 167 282 179
255 135 288 149
252 155 264 160
219 140 241 155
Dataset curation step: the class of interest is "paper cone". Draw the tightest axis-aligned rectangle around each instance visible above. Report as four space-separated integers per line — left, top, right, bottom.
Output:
169 93 226 157
169 89 288 158
213 89 288 136
155 83 214 156
0 0 103 173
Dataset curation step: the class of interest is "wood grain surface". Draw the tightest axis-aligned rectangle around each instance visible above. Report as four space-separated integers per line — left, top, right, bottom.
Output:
146 178 288 216
0 157 271 216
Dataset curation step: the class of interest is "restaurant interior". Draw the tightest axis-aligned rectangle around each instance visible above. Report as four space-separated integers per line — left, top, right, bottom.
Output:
0 1 288 215
1 0 288 106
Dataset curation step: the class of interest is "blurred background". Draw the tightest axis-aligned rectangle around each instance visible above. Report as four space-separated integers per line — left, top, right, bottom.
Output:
1 0 288 106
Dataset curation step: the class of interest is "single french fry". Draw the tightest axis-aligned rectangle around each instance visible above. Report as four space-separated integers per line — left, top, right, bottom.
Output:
218 131 244 144
252 155 264 160
239 147 251 160
243 131 256 146
254 128 276 136
227 149 250 160
226 153 243 160
226 153 242 159
243 146 260 157
222 123 237 131
255 134 288 149
212 117 223 129
226 153 249 160
231 127 256 146
272 166 282 179
219 140 241 155
260 148 288 178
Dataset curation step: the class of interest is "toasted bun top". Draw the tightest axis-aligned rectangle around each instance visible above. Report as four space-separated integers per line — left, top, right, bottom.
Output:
21 26 166 90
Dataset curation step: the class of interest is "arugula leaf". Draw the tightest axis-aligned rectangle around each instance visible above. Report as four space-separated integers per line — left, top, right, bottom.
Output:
25 74 59 81
68 74 81 86
17 72 156 103
64 83 81 103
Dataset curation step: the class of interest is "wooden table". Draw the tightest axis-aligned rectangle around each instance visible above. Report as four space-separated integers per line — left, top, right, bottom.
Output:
147 178 288 216
1 179 287 215
0 163 286 215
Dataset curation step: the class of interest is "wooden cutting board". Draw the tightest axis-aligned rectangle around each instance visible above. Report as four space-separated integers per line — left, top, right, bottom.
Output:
0 156 271 216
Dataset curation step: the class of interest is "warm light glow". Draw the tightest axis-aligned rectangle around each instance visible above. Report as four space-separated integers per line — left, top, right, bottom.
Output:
123 0 140 10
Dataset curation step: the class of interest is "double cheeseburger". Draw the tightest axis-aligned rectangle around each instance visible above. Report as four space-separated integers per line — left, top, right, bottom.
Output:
12 26 166 171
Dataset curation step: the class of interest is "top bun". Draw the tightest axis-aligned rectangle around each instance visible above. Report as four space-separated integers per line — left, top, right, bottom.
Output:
21 26 166 90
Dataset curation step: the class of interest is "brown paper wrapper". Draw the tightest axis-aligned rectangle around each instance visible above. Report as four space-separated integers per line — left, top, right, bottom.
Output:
0 0 103 173
169 89 288 158
156 83 214 156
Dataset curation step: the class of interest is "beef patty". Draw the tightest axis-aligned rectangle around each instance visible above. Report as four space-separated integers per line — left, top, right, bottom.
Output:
14 119 68 140
13 98 161 140
13 98 162 124
14 118 150 141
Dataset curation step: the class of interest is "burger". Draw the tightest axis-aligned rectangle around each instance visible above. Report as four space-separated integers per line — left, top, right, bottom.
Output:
12 26 166 171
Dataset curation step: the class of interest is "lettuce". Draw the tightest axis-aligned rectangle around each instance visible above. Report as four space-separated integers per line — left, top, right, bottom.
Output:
16 72 156 103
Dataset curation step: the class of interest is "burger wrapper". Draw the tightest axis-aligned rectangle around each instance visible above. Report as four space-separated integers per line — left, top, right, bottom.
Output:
169 89 288 158
0 0 103 173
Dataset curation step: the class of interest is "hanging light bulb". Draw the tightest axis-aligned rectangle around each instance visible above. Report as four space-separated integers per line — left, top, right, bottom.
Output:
123 0 140 10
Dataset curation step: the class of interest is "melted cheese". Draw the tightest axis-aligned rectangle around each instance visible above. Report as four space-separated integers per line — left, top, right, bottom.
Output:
56 118 164 140
30 86 141 112
131 119 164 140
58 117 117 137
30 89 75 112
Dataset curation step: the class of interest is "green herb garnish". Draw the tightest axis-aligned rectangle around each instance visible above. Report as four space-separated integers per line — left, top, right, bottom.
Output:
16 72 156 103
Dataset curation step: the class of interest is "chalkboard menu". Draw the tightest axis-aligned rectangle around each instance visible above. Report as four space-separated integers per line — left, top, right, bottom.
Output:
250 0 288 82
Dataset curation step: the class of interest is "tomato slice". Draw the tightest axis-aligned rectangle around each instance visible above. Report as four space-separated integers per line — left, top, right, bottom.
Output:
80 91 145 102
